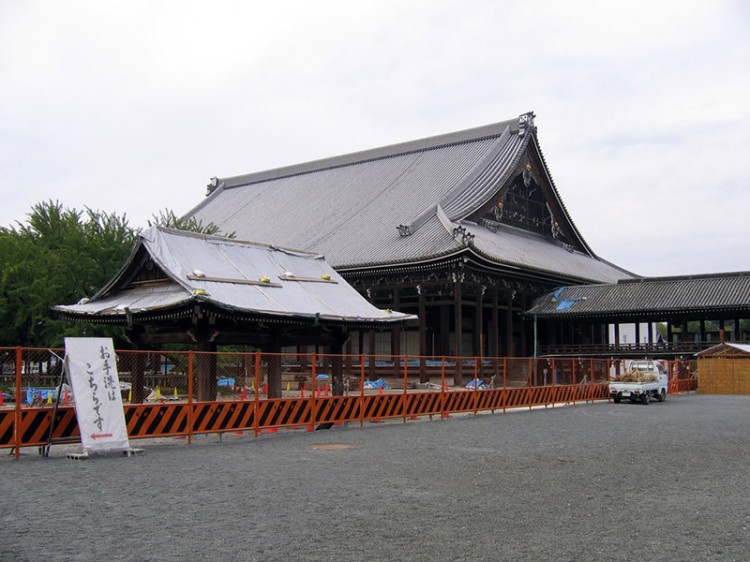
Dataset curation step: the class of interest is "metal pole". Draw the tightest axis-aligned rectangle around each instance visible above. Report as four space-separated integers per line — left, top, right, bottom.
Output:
14 347 22 460
187 351 194 445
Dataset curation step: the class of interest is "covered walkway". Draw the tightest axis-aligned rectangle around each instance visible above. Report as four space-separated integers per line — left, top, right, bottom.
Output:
529 271 750 358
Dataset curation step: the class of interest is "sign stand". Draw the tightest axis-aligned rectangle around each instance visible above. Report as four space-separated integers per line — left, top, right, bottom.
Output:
52 338 142 459
39 351 68 458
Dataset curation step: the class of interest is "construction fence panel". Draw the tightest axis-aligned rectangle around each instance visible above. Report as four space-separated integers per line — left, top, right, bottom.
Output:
9 348 67 407
117 350 190 404
667 359 698 394
126 402 190 438
505 357 531 388
0 349 703 453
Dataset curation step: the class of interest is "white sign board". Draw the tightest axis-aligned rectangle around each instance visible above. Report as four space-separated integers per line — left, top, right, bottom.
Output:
64 337 131 454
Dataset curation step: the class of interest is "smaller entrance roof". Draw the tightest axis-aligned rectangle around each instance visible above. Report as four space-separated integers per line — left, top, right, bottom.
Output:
55 226 415 327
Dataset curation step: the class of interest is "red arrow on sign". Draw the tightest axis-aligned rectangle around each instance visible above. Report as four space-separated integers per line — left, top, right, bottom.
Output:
91 433 113 439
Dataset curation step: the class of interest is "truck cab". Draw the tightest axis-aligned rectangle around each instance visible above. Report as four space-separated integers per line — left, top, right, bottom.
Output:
627 360 667 377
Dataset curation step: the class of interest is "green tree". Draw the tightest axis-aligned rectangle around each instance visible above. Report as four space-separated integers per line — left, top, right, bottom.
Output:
0 201 137 347
0 202 234 347
148 208 234 238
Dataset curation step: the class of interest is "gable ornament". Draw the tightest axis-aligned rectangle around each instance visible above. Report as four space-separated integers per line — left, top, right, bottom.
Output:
517 111 536 137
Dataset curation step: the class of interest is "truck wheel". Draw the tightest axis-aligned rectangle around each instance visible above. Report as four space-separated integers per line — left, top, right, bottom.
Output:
659 389 666 402
613 393 621 404
641 392 650 405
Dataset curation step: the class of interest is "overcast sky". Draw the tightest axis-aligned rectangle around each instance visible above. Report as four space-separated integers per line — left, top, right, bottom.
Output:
2 1 748 277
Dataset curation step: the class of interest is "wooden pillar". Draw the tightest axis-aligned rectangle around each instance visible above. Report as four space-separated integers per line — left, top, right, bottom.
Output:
123 326 146 404
440 304 450 356
129 353 147 404
266 337 282 399
345 336 353 381
505 296 514 357
368 329 376 381
475 287 485 357
243 352 254 391
667 322 673 345
366 288 377 380
195 338 217 402
634 322 641 347
391 288 401 377
490 289 499 358
734 319 740 342
490 289 500 383
454 281 463 386
519 300 527 357
647 322 654 345
331 332 344 396
418 285 428 383
193 314 218 402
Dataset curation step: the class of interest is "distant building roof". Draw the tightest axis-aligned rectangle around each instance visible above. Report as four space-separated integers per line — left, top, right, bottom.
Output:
527 272 750 320
186 113 632 284
54 226 415 326
696 342 750 356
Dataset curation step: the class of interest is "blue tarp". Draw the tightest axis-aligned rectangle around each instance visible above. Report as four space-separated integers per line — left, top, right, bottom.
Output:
24 387 59 403
363 379 390 390
465 379 489 390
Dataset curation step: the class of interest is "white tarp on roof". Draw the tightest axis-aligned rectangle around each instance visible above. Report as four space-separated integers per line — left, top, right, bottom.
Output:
728 343 750 354
56 227 414 324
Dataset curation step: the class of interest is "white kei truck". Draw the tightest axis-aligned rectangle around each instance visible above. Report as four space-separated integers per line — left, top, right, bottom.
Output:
609 360 668 405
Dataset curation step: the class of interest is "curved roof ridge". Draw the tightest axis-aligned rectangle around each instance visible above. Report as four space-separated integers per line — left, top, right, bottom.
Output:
395 118 532 237
396 133 509 236
441 129 528 221
217 118 517 189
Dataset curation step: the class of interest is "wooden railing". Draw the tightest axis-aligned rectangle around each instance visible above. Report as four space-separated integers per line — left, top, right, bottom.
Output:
539 341 747 357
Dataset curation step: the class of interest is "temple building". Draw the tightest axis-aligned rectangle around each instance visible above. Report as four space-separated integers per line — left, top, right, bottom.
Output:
56 112 749 392
185 112 634 380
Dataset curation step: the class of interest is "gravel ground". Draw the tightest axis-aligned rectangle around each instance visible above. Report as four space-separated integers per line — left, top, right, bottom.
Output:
2 394 749 562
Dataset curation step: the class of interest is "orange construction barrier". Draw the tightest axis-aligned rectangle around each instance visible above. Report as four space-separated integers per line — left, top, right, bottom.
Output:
372 384 384 423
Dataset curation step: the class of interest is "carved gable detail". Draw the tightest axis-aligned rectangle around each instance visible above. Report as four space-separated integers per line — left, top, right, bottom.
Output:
468 157 579 253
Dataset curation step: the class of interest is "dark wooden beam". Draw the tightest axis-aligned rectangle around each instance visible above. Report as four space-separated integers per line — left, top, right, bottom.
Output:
454 281 463 386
